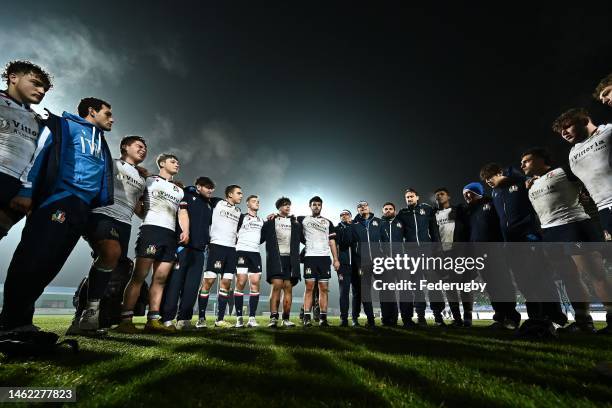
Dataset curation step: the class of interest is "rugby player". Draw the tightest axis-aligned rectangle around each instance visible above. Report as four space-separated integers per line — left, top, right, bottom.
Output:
261 197 302 327
117 154 188 334
234 195 264 328
161 177 219 331
553 108 612 332
522 147 612 333
196 185 243 328
67 135 148 334
0 60 52 240
0 97 115 333
593 73 612 107
298 196 340 327
336 209 360 327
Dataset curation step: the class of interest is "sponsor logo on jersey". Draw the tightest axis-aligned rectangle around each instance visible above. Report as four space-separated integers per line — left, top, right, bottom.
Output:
51 210 66 223
214 260 223 269
238 257 245 265
0 117 9 132
110 228 119 238
509 185 518 193
146 244 157 255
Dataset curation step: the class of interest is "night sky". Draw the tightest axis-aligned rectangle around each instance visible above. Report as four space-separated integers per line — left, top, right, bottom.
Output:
1 2 611 289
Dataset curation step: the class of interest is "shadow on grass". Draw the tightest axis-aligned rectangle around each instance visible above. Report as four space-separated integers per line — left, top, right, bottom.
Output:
101 358 167 384
102 336 160 347
173 341 276 365
255 329 354 351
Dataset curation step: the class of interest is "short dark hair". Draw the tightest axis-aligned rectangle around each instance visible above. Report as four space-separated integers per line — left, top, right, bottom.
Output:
120 135 146 156
479 163 503 181
434 187 449 195
156 153 179 168
225 184 241 197
195 176 215 189
383 202 396 209
309 196 322 205
78 97 111 118
246 195 259 202
522 147 552 166
593 73 612 100
275 197 291 209
552 108 590 133
405 188 418 196
2 60 52 90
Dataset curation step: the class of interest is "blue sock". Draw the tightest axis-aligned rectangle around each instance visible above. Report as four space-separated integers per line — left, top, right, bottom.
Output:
198 290 209 318
234 291 244 317
249 292 260 317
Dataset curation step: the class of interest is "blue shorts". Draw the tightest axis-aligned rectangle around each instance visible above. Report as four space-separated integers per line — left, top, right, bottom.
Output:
86 213 132 259
542 219 603 254
303 256 331 281
236 251 262 273
206 244 237 275
135 225 177 262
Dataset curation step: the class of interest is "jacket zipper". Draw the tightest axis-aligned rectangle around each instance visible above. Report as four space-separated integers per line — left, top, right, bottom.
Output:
413 211 420 245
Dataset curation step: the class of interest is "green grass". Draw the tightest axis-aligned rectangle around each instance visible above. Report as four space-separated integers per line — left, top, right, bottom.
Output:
1 316 611 407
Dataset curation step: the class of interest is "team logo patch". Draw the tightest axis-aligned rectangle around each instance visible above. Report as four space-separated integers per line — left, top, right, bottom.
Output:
238 257 245 265
509 185 518 193
372 221 379 226
146 244 157 255
305 268 312 275
0 117 10 132
110 228 119 238
51 210 66 223
483 203 491 211
419 209 426 215
396 222 401 228
214 260 222 269
173 186 180 192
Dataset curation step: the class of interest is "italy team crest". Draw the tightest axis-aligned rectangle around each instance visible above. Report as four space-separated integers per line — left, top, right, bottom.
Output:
51 210 66 223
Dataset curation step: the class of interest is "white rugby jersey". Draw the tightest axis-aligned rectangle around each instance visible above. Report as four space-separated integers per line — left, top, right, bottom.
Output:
435 208 455 250
142 175 184 231
275 216 292 256
209 200 241 247
93 159 146 224
236 213 263 252
528 167 589 228
569 124 612 210
300 215 336 257
0 91 41 179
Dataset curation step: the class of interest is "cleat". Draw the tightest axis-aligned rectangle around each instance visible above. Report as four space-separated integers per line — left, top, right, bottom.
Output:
351 319 361 327
434 316 447 328
195 318 207 329
319 319 330 327
503 319 519 331
463 319 473 328
402 319 417 328
214 320 232 328
116 320 139 334
450 320 464 328
417 317 428 327
339 320 349 327
267 317 278 328
176 320 195 331
145 319 176 334
303 316 313 327
365 319 376 328
235 316 245 328
65 320 81 336
281 319 296 327
79 307 100 331
247 317 259 327
558 321 596 334
163 320 177 330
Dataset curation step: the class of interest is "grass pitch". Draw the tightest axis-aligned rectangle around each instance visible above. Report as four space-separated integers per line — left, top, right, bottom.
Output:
0 316 611 407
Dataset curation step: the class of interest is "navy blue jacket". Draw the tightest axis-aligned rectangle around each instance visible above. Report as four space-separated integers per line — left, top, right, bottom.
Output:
177 187 221 250
20 111 114 209
465 196 504 242
336 221 354 266
491 168 541 242
380 215 405 256
396 203 440 243
261 216 302 284
351 213 383 265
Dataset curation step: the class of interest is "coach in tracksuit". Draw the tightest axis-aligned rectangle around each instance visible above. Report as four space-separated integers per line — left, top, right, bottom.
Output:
480 164 567 328
396 188 444 326
336 209 360 327
463 182 522 329
0 97 114 331
161 177 219 329
350 200 382 327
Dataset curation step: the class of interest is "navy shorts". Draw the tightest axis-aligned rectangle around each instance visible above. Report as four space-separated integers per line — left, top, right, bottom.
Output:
267 255 299 286
598 207 612 239
303 256 331 281
135 225 178 262
85 213 132 259
236 250 262 273
0 172 22 206
206 244 237 275
542 219 603 254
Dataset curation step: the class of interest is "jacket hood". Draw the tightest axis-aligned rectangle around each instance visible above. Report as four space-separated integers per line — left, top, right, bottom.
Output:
62 111 96 128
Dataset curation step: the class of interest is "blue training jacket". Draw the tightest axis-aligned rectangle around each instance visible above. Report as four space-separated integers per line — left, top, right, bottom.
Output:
19 111 113 209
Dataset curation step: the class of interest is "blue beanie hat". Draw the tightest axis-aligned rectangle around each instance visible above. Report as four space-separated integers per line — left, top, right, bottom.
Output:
462 182 484 197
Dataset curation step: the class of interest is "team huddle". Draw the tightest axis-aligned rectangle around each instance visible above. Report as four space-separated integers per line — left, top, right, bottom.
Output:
0 60 611 339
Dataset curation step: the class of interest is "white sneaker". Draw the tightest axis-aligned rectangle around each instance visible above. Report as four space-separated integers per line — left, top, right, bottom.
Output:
163 320 176 329
235 316 244 328
267 317 278 327
247 317 259 327
215 320 232 328
79 308 100 331
195 318 207 329
176 320 194 331
281 319 295 327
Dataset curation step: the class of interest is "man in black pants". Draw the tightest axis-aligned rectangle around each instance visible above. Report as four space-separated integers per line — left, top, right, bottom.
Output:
0 97 115 333
161 177 219 330
336 209 360 327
